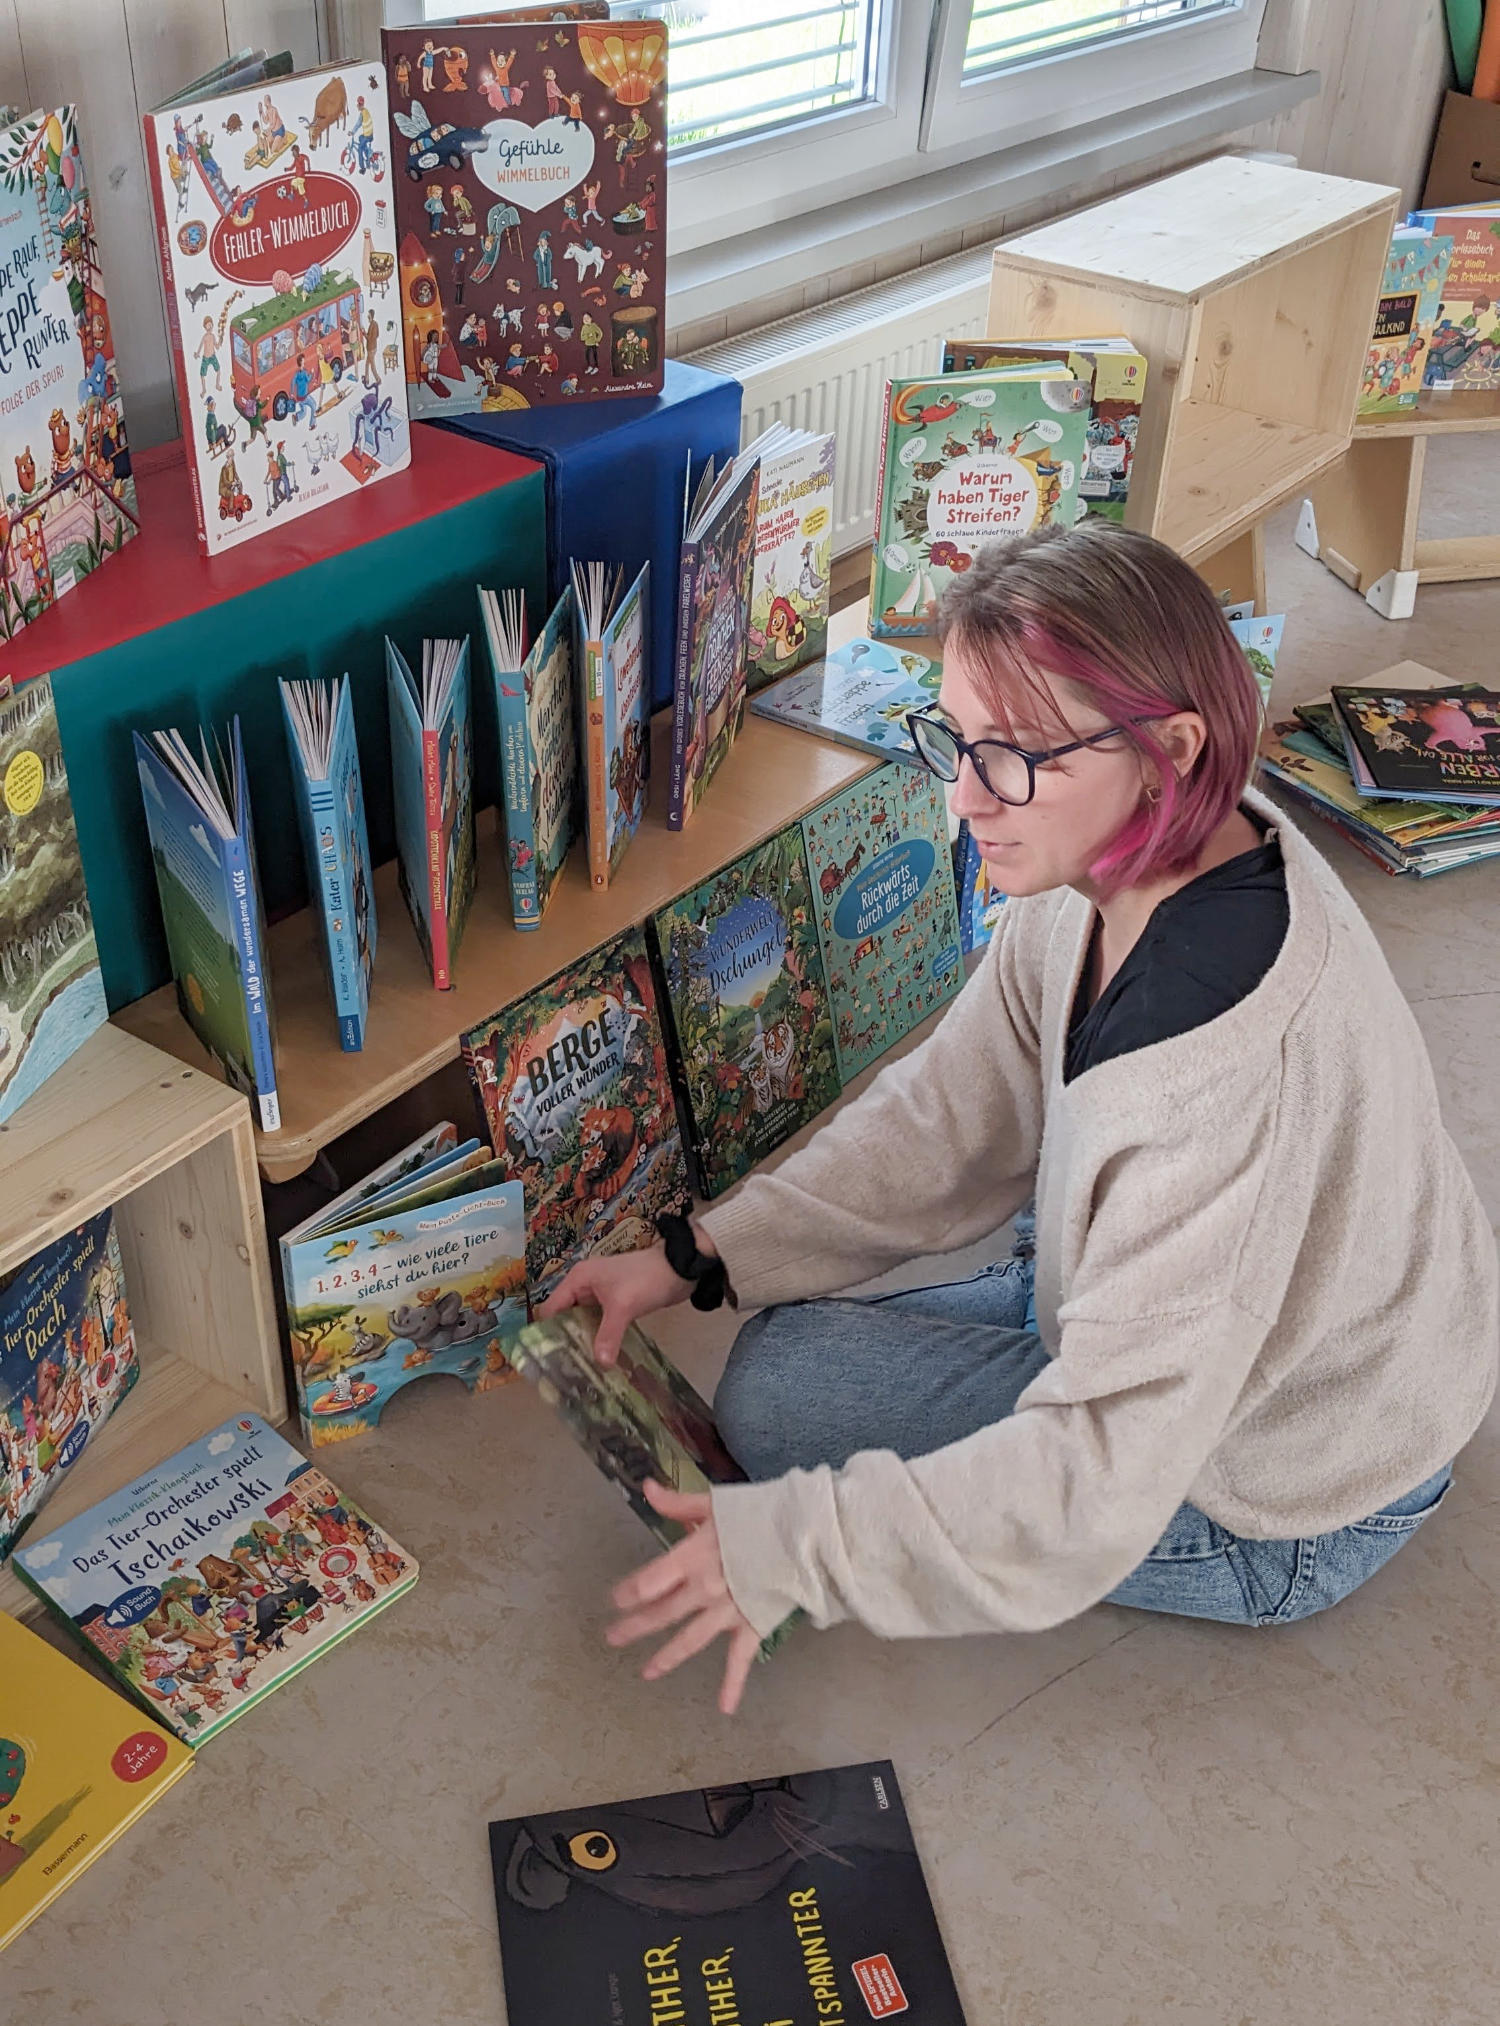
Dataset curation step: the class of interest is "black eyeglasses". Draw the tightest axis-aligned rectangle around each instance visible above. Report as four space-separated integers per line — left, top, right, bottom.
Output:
904 708 1156 807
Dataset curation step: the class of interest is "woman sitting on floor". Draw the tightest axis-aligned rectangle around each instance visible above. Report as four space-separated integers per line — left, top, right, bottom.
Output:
544 520 1499 1714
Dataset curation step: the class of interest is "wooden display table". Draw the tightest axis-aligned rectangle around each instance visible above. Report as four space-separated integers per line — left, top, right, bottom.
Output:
116 709 876 1184
1298 390 1500 619
0 1025 283 1623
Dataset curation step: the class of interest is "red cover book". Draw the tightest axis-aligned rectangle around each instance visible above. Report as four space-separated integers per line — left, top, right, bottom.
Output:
382 13 666 419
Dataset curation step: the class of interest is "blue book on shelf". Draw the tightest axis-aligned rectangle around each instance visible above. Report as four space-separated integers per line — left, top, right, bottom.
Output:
749 636 944 764
478 581 579 930
386 636 475 991
280 675 377 1051
574 558 650 887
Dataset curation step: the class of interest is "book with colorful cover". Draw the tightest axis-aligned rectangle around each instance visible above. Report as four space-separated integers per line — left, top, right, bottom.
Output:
649 825 840 1198
0 1209 137 1563
0 675 108 1124
573 558 650 887
942 336 1146 520
668 450 762 829
869 367 1088 636
748 636 942 766
133 716 279 1132
1408 203 1500 388
489 1760 967 2026
142 62 412 556
1331 685 1500 805
480 580 579 930
1359 228 1453 412
461 930 691 1305
280 1126 528 1449
744 423 836 689
1226 612 1284 710
280 674 377 1051
0 1610 192 1952
386 635 476 988
802 767 963 1084
14 1412 418 1745
0 105 138 642
382 15 667 418
953 821 1006 955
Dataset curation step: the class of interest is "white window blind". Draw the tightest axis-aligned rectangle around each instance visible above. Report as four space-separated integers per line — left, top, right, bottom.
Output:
963 0 1234 77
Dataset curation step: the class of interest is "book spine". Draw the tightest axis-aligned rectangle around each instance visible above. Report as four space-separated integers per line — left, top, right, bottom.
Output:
311 778 364 1051
667 537 699 831
143 115 210 558
222 831 280 1132
498 676 541 930
866 379 899 640
585 638 608 887
423 726 450 989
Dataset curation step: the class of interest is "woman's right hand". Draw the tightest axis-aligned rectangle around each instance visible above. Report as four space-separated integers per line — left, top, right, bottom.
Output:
537 1243 690 1366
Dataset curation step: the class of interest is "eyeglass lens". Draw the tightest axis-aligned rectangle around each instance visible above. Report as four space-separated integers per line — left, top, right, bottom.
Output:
911 715 1033 805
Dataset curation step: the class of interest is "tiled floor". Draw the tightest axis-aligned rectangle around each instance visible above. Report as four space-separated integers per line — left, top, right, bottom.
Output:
9 447 1499 2024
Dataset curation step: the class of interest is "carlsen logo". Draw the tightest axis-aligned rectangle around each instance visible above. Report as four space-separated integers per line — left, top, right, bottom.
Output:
871 1772 890 1809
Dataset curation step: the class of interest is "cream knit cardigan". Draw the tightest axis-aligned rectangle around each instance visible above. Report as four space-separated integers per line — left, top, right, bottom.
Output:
700 797 1499 1640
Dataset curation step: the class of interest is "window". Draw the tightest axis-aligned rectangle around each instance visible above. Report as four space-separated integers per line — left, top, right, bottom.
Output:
960 0 1235 80
649 3 882 154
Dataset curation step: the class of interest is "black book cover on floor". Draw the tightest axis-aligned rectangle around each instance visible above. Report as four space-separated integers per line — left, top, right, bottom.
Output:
489 1760 968 2025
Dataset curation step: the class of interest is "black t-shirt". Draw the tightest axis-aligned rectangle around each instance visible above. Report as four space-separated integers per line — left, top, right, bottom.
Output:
1065 836 1289 1082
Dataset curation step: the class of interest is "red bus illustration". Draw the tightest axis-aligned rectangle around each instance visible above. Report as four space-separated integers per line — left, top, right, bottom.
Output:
228 268 363 422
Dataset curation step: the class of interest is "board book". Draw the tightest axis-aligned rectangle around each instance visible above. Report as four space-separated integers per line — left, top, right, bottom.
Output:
386 634 476 989
953 820 1006 955
143 60 412 556
1408 203 1500 389
489 1760 967 2026
572 557 650 887
14 1412 418 1744
0 674 108 1124
479 579 579 929
0 104 138 643
749 635 943 765
383 14 667 418
668 447 762 830
744 421 836 689
281 674 377 1051
1227 612 1284 710
462 929 691 1305
133 716 279 1131
870 366 1088 636
0 1610 192 1952
1331 686 1500 805
0 1208 137 1563
942 335 1146 520
1359 228 1453 412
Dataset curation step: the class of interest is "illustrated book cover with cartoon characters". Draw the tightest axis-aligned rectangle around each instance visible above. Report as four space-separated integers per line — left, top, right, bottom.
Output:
749 634 942 767
649 825 840 1198
1409 203 1500 389
480 577 580 929
281 1124 528 1449
0 1610 192 1952
573 556 650 887
281 673 377 1051
1330 685 1500 805
461 929 691 1306
0 674 108 1124
0 105 138 643
143 59 411 557
386 634 475 989
869 366 1088 637
953 820 1006 956
744 422 836 691
14 1412 419 1745
667 447 761 831
1358 228 1452 413
801 766 963 1086
489 1760 968 2026
0 1208 137 1564
382 12 666 419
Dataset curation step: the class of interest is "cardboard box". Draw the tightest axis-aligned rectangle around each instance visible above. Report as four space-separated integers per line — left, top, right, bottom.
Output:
1422 90 1500 208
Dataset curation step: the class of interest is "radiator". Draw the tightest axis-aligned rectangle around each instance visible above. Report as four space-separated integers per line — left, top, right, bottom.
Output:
682 246 993 558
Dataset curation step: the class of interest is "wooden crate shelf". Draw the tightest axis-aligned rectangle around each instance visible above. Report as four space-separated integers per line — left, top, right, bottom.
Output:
116 707 877 1184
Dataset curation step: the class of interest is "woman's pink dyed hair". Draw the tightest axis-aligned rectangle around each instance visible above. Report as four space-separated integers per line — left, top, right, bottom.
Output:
935 520 1264 896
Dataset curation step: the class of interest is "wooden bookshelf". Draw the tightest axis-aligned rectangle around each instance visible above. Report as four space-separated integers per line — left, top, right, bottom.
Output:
0 1024 283 1623
116 708 877 1184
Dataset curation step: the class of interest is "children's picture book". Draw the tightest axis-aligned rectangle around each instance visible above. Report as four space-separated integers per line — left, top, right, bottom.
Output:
480 579 579 929
953 821 1006 955
383 15 667 417
489 1760 967 2026
1331 685 1500 805
14 1412 419 1745
280 675 376 1051
280 1124 528 1449
0 105 138 643
801 767 963 1085
462 930 691 1305
133 716 278 1131
573 557 650 887
0 675 108 1125
668 448 762 830
744 422 836 689
749 635 943 766
650 826 840 1198
142 60 411 556
942 336 1146 521
870 366 1089 637
1226 612 1284 710
0 1610 192 1952
387 635 475 989
0 1209 137 1563
1408 203 1500 389
1359 228 1453 412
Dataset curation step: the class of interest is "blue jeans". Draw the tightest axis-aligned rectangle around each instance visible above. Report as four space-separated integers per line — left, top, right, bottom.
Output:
714 1243 1453 1627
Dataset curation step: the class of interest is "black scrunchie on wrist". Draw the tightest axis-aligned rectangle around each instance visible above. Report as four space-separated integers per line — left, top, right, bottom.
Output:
656 1212 736 1312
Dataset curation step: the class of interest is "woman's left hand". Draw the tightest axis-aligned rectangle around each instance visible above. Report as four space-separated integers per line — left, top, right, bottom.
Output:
607 1480 761 1715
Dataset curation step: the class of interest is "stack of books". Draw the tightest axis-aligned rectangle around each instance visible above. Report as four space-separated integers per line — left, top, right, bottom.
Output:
1260 662 1500 877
